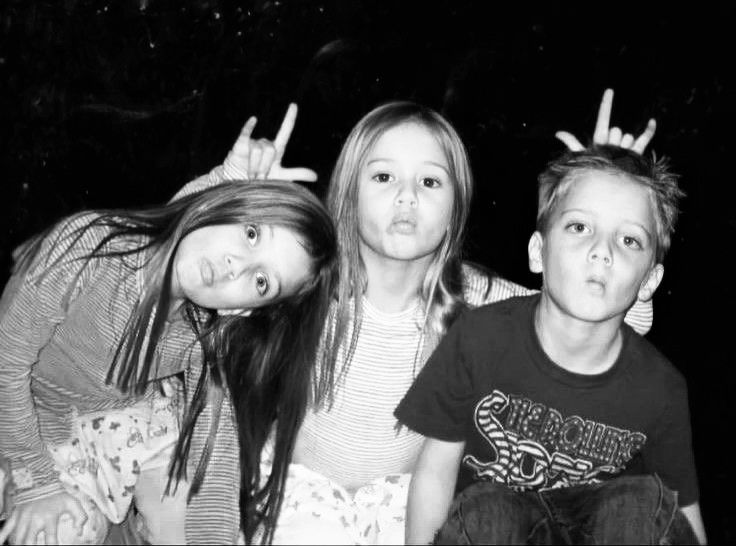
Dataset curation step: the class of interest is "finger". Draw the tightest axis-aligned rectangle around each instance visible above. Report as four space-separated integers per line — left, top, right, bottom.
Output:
554 131 585 152
256 140 276 179
12 509 33 545
239 116 258 142
620 133 635 149
67 499 89 534
273 103 298 160
608 127 623 146
593 88 614 144
230 116 258 156
273 167 319 183
44 518 58 546
632 118 657 154
247 144 263 181
13 512 32 545
0 511 16 543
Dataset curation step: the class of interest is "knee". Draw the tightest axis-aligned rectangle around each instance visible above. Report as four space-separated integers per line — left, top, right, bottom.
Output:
577 475 681 543
272 511 356 545
591 474 668 516
437 483 540 545
452 481 525 517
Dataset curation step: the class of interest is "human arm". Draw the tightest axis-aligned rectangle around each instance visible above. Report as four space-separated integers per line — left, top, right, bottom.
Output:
172 103 317 199
406 437 465 545
680 502 706 545
555 88 657 154
0 455 12 519
0 220 100 543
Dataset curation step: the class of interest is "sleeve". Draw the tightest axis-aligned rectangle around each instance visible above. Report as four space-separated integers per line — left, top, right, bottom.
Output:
0 224 99 505
395 311 477 442
461 263 653 335
169 164 227 201
643 377 699 506
0 451 12 518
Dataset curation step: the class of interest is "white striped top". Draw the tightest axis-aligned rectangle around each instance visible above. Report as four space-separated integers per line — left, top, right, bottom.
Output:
292 266 653 490
0 213 241 543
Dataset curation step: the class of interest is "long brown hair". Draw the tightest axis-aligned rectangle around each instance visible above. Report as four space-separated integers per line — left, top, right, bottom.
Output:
15 180 337 543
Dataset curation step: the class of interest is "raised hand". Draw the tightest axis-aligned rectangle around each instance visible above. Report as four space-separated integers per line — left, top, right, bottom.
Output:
555 89 657 155
222 103 318 182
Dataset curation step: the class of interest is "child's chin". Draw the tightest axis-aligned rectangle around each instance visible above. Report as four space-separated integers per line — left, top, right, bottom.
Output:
566 300 621 324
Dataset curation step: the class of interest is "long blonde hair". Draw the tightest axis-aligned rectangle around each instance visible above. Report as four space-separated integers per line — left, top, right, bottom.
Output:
317 101 474 402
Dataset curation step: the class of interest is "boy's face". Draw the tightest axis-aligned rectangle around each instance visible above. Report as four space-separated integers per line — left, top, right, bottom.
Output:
528 170 664 324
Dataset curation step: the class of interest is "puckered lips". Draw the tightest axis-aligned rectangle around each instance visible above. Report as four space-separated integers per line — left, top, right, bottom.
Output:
199 258 216 286
585 274 607 295
389 213 418 235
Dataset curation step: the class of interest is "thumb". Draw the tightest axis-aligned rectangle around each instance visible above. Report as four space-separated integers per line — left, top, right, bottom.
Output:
554 131 585 152
272 166 319 183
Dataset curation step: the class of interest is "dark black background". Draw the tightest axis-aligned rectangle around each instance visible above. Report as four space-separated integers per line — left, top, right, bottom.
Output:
2 1 734 542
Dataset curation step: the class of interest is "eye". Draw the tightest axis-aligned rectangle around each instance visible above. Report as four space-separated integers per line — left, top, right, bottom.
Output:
255 272 269 296
565 222 590 234
622 235 643 250
245 224 259 246
420 177 441 188
372 172 393 184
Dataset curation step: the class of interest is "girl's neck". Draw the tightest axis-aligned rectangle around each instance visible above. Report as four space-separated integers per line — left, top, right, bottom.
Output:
534 293 623 376
360 243 432 313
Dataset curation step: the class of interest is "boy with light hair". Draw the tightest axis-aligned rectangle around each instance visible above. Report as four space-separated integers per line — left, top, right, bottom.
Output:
396 145 706 544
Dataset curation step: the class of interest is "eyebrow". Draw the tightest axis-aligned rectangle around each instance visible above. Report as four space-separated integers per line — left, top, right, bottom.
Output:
271 271 282 299
265 225 282 298
366 157 450 175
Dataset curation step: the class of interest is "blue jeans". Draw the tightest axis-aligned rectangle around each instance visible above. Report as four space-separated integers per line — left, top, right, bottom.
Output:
435 475 697 545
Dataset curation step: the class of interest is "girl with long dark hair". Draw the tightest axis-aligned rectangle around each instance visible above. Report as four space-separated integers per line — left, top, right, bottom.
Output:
0 180 336 544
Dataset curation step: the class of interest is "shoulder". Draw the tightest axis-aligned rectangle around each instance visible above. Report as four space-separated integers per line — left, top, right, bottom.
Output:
453 292 537 340
460 262 535 308
18 212 104 277
622 327 688 395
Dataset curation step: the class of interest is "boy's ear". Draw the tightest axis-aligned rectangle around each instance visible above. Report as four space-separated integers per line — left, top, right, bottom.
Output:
217 308 252 317
638 264 664 302
528 232 544 274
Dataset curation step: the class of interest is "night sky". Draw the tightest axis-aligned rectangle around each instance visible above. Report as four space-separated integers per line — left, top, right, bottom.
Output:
2 1 735 542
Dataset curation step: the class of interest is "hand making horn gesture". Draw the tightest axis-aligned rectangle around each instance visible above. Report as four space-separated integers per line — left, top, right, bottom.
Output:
222 103 318 182
555 88 657 154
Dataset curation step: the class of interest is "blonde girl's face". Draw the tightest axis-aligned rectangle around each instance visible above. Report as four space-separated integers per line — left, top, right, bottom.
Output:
357 122 455 265
171 223 313 313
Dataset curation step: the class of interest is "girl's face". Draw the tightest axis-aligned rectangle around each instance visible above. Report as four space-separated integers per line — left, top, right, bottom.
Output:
357 122 455 265
171 223 313 312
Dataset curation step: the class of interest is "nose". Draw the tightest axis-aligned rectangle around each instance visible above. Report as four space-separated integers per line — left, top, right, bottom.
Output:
588 238 613 266
225 255 249 280
395 179 417 208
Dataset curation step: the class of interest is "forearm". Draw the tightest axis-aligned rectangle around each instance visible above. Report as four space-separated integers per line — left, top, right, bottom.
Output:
170 164 227 201
0 277 66 504
0 375 64 505
681 502 707 545
406 470 457 545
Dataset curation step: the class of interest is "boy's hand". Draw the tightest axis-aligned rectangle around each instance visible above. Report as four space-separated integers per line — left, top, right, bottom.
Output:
222 103 318 182
0 491 88 545
555 89 657 154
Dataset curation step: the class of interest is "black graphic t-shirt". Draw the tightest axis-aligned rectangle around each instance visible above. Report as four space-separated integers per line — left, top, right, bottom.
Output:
395 295 699 506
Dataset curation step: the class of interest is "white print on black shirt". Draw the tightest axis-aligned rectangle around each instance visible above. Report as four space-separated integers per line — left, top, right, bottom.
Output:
463 390 647 490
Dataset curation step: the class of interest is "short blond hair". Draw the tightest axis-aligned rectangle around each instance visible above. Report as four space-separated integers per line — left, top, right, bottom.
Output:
537 145 684 261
